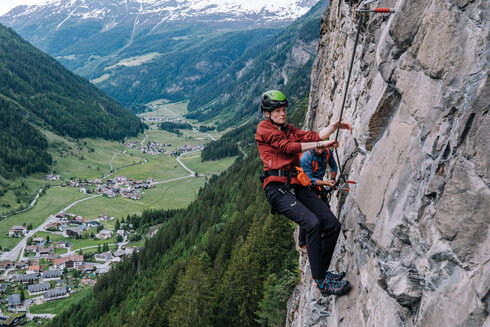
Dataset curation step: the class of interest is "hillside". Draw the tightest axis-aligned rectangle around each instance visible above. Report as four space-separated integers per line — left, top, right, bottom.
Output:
92 27 280 108
186 0 328 128
0 23 144 179
46 148 297 327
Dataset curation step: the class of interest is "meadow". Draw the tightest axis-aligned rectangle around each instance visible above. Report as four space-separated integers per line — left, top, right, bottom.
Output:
0 187 88 250
69 177 206 220
113 151 187 181
51 137 138 181
179 151 237 176
29 287 92 314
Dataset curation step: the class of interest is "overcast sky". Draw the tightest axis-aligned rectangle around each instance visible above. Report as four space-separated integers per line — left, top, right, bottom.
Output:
0 0 49 16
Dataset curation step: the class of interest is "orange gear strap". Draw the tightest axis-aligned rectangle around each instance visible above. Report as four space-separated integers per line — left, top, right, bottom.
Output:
295 166 311 187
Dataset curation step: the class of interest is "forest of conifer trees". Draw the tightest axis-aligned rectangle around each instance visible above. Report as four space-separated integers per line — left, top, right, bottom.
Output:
0 24 145 177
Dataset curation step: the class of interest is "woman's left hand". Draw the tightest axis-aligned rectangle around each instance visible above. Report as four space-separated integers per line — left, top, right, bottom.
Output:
330 120 352 133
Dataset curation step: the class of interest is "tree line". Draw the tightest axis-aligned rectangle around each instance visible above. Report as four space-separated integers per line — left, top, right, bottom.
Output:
159 122 192 135
200 120 256 161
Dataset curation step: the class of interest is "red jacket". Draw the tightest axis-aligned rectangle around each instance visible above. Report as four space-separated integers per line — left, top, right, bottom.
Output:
255 119 321 188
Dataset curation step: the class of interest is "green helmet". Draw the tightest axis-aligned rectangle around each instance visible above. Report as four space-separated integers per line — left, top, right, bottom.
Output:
260 90 288 112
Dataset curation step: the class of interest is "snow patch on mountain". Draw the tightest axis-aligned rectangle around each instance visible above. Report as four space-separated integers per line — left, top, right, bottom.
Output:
3 0 319 23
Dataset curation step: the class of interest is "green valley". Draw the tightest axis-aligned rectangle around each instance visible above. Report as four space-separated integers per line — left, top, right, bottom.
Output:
0 97 238 323
1 99 237 247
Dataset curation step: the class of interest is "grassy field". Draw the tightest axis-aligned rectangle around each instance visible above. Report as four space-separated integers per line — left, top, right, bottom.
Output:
69 237 116 251
180 151 237 176
181 128 221 143
111 152 187 181
0 187 88 249
129 239 145 248
139 100 189 119
0 175 53 216
29 287 91 314
69 177 206 220
79 244 118 255
52 138 137 181
31 231 64 242
55 247 68 255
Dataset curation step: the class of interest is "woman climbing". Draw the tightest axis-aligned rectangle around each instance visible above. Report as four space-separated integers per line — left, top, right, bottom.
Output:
255 90 351 296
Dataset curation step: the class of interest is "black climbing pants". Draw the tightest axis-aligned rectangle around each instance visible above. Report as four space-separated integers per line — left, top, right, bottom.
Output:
265 182 341 280
299 187 330 247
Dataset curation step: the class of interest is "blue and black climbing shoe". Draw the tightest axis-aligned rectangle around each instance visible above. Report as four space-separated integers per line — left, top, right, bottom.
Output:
325 271 346 282
316 279 350 296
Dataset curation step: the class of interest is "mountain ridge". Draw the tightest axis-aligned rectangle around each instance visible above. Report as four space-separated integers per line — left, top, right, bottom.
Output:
0 23 144 178
3 0 319 25
186 0 327 128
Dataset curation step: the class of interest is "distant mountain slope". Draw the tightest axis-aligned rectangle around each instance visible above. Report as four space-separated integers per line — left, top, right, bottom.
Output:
0 0 319 110
186 0 327 128
0 24 144 177
93 27 280 108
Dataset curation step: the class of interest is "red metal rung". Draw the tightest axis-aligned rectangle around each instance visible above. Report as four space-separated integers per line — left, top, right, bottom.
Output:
347 180 356 184
374 8 392 12
344 188 350 192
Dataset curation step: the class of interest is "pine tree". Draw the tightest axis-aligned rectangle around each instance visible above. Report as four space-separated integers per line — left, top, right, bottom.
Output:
255 271 297 327
166 256 213 327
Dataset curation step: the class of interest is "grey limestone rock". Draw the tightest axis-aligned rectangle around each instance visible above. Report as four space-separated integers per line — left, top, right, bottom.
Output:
289 0 489 326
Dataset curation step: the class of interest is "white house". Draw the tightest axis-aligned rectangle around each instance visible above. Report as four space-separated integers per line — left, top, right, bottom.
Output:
97 230 113 240
9 226 26 237
52 255 83 270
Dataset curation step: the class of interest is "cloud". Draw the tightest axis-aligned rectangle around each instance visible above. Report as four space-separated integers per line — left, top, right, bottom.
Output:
0 0 49 16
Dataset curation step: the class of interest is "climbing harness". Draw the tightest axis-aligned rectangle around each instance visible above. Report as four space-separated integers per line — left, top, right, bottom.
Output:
331 0 395 193
260 169 298 214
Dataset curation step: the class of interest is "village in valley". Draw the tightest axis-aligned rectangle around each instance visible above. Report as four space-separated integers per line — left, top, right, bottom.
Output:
44 174 155 201
0 208 146 326
0 159 195 325
0 100 231 326
124 141 204 157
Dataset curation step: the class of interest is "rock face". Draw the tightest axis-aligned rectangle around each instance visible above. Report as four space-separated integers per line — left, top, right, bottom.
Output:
288 0 489 326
